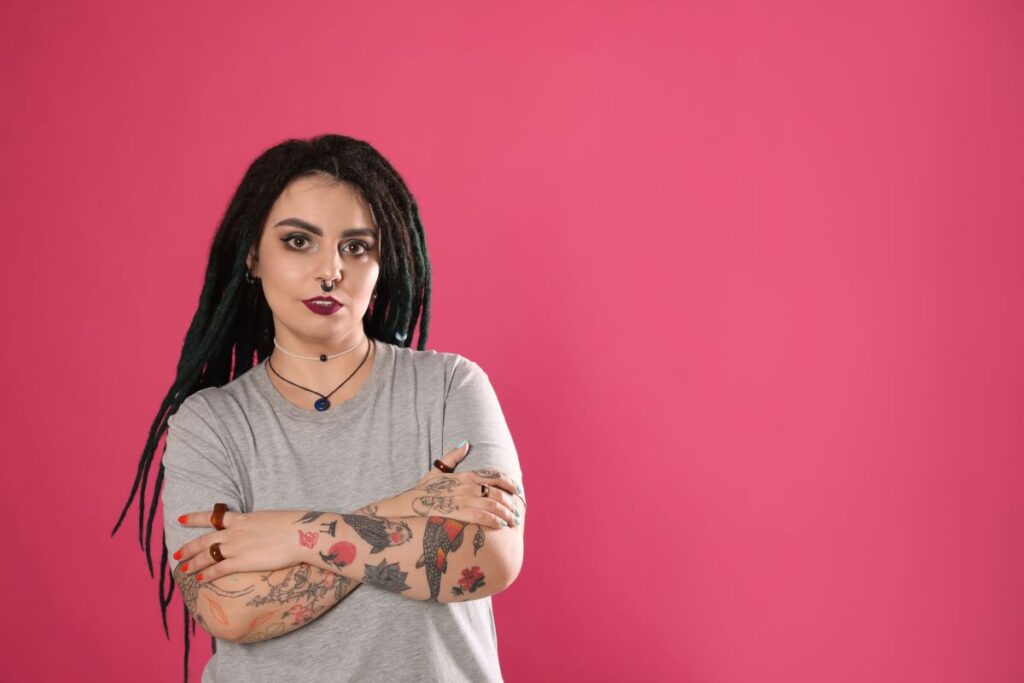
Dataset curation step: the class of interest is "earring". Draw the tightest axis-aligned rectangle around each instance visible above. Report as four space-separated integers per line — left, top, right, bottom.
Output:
245 269 260 284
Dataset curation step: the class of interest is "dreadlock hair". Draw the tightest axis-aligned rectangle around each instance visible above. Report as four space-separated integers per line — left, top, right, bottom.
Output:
109 133 432 681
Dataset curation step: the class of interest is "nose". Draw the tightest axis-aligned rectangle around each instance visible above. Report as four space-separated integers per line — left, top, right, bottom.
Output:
317 243 344 285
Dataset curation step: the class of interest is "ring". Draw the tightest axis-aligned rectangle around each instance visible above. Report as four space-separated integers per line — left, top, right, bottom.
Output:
480 484 490 497
433 459 455 473
211 503 228 530
209 542 225 563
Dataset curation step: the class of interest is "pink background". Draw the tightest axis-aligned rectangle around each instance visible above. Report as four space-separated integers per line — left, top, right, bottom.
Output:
2 1 1022 681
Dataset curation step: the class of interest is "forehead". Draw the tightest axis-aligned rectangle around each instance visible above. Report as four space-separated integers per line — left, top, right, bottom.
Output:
266 175 375 229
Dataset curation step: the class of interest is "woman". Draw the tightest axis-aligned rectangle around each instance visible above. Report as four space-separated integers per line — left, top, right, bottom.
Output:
111 134 527 682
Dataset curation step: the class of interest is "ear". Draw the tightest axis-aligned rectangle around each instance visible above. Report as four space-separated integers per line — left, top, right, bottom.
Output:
246 245 259 274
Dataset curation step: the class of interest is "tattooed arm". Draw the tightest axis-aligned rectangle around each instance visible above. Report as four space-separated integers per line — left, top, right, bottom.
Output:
172 508 522 643
172 560 362 643
297 505 526 603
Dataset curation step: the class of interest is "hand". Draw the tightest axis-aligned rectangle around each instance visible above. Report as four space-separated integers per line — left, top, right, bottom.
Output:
386 442 524 529
173 509 315 584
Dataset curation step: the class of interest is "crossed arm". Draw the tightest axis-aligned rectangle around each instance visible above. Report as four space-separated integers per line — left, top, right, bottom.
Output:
173 556 360 643
173 500 526 643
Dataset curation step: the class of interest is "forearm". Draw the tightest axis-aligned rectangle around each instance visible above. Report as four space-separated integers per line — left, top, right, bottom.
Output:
173 561 361 643
299 510 518 603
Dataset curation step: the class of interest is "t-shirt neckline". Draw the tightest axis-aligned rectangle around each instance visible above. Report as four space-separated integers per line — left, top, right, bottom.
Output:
252 337 390 422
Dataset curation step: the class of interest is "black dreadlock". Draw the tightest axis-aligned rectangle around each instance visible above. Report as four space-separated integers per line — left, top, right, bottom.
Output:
109 134 432 682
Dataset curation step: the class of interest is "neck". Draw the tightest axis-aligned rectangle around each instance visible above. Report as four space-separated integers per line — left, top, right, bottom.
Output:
268 330 374 396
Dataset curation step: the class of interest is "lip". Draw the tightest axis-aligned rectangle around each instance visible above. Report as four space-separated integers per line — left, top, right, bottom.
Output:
302 296 343 315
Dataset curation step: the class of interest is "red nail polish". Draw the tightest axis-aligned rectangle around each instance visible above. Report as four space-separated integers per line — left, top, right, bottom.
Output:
173 550 182 560
181 563 189 572
178 515 188 524
197 573 204 582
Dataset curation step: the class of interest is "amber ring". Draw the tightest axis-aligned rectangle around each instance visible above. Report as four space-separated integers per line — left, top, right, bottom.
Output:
433 459 455 473
209 542 225 563
211 503 228 530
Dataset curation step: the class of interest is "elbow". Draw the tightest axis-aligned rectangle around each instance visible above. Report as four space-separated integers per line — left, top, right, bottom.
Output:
492 529 525 591
171 566 240 643
439 534 523 604
500 552 523 591
190 611 239 643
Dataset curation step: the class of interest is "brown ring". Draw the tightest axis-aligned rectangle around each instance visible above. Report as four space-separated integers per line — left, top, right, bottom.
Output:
209 542 225 563
211 503 228 530
433 459 455 473
480 484 490 497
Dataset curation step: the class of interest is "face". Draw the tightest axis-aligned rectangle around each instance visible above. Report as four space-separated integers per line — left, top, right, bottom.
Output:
246 174 381 350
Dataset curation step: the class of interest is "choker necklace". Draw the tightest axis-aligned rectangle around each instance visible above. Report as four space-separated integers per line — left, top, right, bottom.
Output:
267 338 374 412
274 335 365 362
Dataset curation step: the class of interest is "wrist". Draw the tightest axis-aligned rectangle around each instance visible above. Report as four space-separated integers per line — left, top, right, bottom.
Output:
353 493 412 518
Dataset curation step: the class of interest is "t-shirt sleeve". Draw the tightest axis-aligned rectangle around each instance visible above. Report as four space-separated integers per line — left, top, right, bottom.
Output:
161 394 246 559
442 356 525 501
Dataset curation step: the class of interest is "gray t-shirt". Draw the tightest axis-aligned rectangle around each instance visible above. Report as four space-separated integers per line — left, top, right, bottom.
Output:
161 339 524 682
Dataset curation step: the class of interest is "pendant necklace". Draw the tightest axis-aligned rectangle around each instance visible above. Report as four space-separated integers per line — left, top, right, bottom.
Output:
267 336 373 412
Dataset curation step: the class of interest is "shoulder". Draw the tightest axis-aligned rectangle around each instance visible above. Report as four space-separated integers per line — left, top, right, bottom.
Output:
169 377 249 430
383 341 486 384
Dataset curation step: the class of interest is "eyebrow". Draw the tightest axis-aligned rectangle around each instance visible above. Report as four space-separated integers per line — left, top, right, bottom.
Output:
273 217 378 239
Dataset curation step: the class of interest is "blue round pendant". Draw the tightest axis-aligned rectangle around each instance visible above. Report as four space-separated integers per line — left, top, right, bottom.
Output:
314 397 331 412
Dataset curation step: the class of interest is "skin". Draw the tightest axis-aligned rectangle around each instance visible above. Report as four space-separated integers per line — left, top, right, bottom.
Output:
246 172 381 409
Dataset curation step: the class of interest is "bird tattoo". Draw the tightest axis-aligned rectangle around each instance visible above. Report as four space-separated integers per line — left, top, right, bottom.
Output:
340 512 413 553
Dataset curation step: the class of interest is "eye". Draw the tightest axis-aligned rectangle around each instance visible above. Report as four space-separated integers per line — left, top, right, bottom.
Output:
282 235 311 251
344 241 371 256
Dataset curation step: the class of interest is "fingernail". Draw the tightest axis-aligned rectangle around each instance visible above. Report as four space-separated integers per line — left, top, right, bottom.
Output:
516 484 522 494
181 563 189 572
178 515 188 524
173 550 182 560
197 573 204 582
514 509 520 517
500 520 508 527
456 440 467 448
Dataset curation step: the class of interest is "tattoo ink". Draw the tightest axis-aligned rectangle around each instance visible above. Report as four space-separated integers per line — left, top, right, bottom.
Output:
295 511 328 524
412 495 459 515
298 529 318 549
174 561 254 625
341 512 413 553
415 516 467 601
362 559 412 593
420 476 460 495
451 566 486 597
206 596 230 626
473 525 485 555
320 541 358 569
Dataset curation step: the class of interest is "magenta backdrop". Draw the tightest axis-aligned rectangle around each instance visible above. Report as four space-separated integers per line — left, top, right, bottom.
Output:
1 1 1022 681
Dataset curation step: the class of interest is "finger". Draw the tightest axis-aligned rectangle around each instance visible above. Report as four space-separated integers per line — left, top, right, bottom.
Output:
178 543 228 576
437 441 471 471
172 530 226 564
466 470 519 497
177 510 242 528
196 558 241 584
459 483 519 518
460 496 517 529
459 503 509 530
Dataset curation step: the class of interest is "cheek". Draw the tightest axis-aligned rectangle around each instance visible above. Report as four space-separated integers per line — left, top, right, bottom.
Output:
263 257 305 285
351 261 380 286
